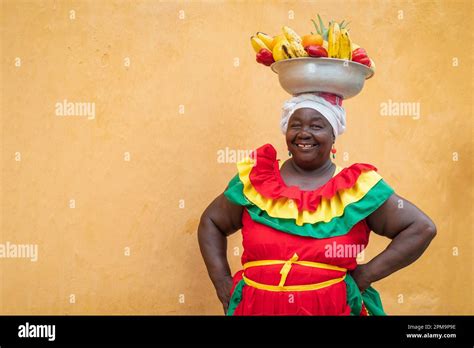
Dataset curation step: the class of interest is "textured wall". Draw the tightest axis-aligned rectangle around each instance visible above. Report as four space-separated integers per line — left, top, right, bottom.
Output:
0 0 472 315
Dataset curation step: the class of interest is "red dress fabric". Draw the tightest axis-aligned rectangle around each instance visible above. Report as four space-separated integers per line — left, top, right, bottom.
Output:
230 209 371 315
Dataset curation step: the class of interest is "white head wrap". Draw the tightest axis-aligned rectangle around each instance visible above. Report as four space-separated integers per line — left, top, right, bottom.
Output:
280 93 346 138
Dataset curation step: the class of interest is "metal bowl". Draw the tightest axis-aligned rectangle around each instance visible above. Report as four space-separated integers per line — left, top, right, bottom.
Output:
270 57 374 99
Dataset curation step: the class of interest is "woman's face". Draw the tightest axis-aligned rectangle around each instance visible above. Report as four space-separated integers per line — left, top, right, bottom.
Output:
285 108 334 170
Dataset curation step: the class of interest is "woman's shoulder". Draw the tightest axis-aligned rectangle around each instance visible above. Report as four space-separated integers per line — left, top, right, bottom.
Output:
333 162 379 187
336 162 394 197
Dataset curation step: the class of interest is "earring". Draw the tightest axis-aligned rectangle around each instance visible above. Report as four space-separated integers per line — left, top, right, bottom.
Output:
288 151 292 157
331 145 337 159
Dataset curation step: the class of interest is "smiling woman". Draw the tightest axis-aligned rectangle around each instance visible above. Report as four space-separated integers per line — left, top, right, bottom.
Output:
198 91 437 316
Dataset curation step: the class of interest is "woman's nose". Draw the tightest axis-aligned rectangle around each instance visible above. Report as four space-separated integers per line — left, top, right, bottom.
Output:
296 129 312 138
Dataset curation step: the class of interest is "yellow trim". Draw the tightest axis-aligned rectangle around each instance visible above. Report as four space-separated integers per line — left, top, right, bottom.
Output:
243 258 347 273
242 253 347 291
278 253 298 287
237 159 382 226
242 273 347 292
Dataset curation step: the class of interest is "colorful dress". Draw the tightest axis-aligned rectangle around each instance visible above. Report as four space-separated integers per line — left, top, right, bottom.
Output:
224 143 394 316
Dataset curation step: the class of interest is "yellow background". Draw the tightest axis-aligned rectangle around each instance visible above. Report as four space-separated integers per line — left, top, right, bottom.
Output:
1 0 472 314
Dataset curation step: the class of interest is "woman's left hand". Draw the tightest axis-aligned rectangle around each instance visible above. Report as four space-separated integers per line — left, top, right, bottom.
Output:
350 264 372 293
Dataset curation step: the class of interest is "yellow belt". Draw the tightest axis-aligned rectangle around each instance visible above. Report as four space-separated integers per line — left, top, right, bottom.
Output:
242 253 347 292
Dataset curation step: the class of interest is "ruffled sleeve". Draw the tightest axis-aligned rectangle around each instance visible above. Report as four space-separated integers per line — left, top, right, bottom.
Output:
224 173 248 207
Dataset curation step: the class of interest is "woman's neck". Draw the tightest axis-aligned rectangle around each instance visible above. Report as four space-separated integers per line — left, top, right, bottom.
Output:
289 157 334 177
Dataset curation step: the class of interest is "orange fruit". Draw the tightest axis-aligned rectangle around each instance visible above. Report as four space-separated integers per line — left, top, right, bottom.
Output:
302 34 323 48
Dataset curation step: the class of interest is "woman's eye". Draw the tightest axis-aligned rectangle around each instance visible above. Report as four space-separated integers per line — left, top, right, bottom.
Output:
311 124 322 129
290 124 301 128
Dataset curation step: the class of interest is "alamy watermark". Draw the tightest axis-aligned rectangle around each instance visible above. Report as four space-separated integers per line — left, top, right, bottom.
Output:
380 99 420 120
55 99 95 120
18 322 55 341
324 241 365 261
217 147 256 164
0 242 38 262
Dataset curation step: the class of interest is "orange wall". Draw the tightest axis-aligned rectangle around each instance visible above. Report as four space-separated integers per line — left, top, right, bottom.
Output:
0 0 472 314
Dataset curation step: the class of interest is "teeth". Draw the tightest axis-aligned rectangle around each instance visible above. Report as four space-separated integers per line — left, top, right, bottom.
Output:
297 144 316 148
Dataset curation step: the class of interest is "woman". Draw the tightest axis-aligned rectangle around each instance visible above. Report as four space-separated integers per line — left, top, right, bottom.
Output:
198 93 436 315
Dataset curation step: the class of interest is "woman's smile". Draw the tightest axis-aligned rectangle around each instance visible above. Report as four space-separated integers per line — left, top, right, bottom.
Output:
292 141 320 151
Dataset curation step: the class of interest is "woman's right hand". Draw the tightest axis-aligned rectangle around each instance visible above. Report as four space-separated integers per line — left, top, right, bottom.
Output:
214 275 234 314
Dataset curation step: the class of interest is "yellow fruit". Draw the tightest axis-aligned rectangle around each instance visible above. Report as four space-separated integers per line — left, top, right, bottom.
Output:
282 26 302 44
273 39 295 61
322 40 328 50
272 34 286 45
289 41 308 57
280 26 306 57
272 40 288 61
327 22 341 58
256 32 275 50
302 34 324 48
250 35 269 54
283 45 296 58
339 28 352 60
272 34 286 52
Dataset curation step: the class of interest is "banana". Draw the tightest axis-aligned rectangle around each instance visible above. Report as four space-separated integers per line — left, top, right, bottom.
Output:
250 35 269 54
289 41 308 57
256 32 275 50
327 21 341 58
282 26 302 44
281 26 307 57
272 39 295 61
272 34 286 46
338 28 352 60
322 40 328 50
272 40 289 61
282 42 297 58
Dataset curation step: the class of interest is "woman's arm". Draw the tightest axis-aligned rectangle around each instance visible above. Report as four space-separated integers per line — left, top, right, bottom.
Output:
198 193 243 313
352 193 437 292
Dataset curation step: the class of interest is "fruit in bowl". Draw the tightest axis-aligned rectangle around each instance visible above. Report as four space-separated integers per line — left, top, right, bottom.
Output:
301 33 323 48
305 45 328 58
249 14 375 72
